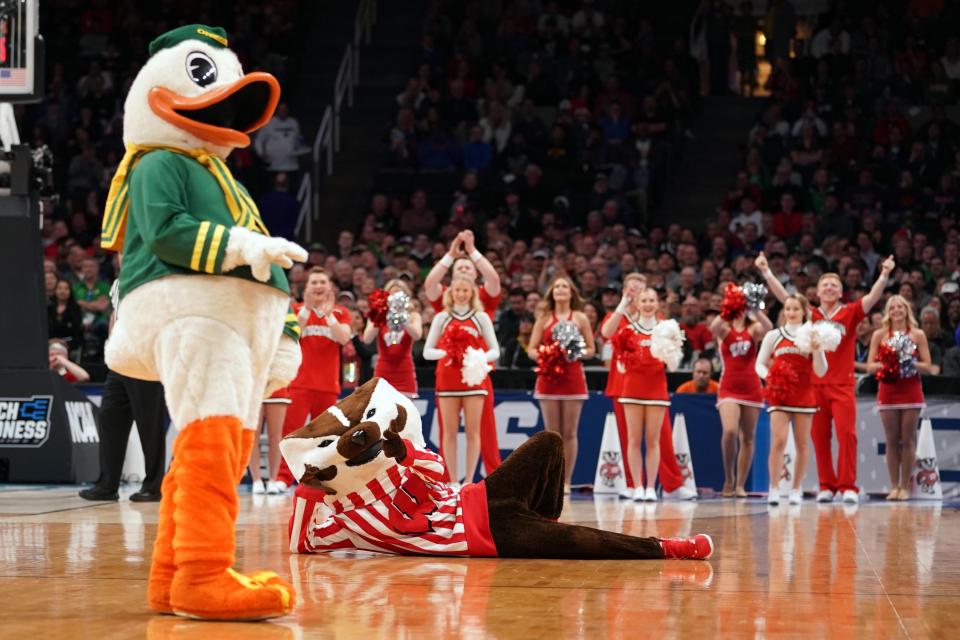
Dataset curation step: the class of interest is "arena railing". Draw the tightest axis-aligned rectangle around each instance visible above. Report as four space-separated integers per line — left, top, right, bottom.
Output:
298 0 377 240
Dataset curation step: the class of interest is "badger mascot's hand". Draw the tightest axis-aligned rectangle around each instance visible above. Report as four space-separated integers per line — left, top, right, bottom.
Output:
264 335 302 397
223 226 308 282
382 429 407 462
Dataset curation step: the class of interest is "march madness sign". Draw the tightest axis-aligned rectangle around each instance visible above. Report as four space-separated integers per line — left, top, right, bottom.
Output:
0 395 52 447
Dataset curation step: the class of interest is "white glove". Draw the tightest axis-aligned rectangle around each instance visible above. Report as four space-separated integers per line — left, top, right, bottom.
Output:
615 294 631 315
265 335 302 397
223 226 308 282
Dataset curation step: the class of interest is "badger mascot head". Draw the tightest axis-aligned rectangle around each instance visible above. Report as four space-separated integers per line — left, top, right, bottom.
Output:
280 378 424 496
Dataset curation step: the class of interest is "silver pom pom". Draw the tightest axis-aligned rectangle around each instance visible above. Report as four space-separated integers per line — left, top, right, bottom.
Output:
552 320 586 362
887 331 918 379
743 282 768 311
384 291 409 346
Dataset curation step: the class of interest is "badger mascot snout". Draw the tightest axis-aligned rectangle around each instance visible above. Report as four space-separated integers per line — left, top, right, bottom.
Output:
283 378 715 561
101 25 306 620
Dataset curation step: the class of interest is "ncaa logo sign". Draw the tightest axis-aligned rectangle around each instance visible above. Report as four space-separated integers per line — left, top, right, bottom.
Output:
0 396 53 447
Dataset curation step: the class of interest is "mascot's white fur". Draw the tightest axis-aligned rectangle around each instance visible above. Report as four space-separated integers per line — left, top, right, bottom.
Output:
102 25 305 621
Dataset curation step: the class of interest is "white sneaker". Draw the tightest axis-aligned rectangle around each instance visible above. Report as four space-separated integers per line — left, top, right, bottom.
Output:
251 480 267 495
632 487 646 502
663 485 697 501
767 487 780 505
789 489 802 505
816 490 834 503
619 487 635 500
644 487 659 502
841 490 859 504
266 480 289 495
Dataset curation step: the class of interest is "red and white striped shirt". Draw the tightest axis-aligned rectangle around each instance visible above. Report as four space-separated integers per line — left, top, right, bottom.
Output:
289 440 496 556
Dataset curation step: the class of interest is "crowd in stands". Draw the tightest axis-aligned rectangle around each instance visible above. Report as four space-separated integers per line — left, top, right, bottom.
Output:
29 0 960 384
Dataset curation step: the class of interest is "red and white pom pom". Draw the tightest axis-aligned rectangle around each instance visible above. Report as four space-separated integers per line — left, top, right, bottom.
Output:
461 347 490 386
875 341 900 383
612 327 641 369
366 289 389 328
763 358 800 406
719 283 747 321
650 319 685 371
795 321 841 354
438 323 472 366
535 341 568 383
813 321 841 352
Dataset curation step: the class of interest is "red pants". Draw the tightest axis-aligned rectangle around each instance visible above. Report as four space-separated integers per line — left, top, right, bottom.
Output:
276 388 339 485
436 377 501 482
613 401 683 491
811 384 858 493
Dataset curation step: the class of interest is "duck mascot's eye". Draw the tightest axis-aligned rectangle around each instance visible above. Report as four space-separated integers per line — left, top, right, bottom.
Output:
186 51 218 87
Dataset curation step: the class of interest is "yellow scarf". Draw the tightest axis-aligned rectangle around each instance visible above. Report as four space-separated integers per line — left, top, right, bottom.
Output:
101 143 269 251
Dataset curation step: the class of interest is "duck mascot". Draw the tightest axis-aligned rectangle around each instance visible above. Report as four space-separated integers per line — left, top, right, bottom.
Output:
100 25 306 620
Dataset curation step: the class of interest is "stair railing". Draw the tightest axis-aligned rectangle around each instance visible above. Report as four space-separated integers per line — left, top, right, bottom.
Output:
300 0 378 240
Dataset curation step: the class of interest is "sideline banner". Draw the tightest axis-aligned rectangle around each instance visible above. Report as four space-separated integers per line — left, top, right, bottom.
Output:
72 385 960 495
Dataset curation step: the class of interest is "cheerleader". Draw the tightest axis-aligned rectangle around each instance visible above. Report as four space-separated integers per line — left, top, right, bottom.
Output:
866 295 935 501
601 285 676 502
362 279 423 397
755 294 828 506
709 289 772 497
423 276 500 488
527 276 596 493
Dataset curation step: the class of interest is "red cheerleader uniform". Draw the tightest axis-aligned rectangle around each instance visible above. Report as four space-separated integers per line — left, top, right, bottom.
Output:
603 312 684 491
765 328 816 414
534 312 588 400
717 327 764 408
374 329 418 397
618 317 670 407
434 310 490 397
876 331 925 411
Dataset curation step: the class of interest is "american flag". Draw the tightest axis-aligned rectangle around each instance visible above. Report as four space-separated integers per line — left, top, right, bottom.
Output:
0 67 26 86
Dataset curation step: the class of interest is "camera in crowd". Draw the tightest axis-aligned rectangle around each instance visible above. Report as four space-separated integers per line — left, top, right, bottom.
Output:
0 144 55 198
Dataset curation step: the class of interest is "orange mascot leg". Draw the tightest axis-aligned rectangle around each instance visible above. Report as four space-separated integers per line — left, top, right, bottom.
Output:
166 416 295 620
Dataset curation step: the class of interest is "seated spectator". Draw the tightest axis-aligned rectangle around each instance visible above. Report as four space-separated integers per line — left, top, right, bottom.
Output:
49 278 84 354
679 296 715 366
398 190 437 236
771 192 803 239
501 312 536 368
496 288 528 346
49 340 90 383
462 125 493 172
675 358 719 393
258 172 300 242
418 127 461 171
74 257 111 342
920 306 953 369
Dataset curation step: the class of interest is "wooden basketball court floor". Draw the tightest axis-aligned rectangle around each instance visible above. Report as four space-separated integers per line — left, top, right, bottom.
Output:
1 486 956 639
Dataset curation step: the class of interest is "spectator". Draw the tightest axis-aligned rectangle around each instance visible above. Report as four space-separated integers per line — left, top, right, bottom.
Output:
675 358 719 393
398 190 437 236
679 296 716 366
254 103 303 176
258 172 299 242
48 278 84 353
463 125 493 172
49 339 90 383
497 288 527 346
73 257 111 343
920 305 953 368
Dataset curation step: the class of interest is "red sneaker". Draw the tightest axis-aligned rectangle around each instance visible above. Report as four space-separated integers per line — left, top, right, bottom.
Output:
660 534 714 560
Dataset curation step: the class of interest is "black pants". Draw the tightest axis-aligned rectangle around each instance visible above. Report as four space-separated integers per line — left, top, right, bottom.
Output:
94 371 167 493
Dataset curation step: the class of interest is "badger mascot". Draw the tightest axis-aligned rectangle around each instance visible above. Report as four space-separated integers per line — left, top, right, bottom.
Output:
282 378 715 561
101 25 305 620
